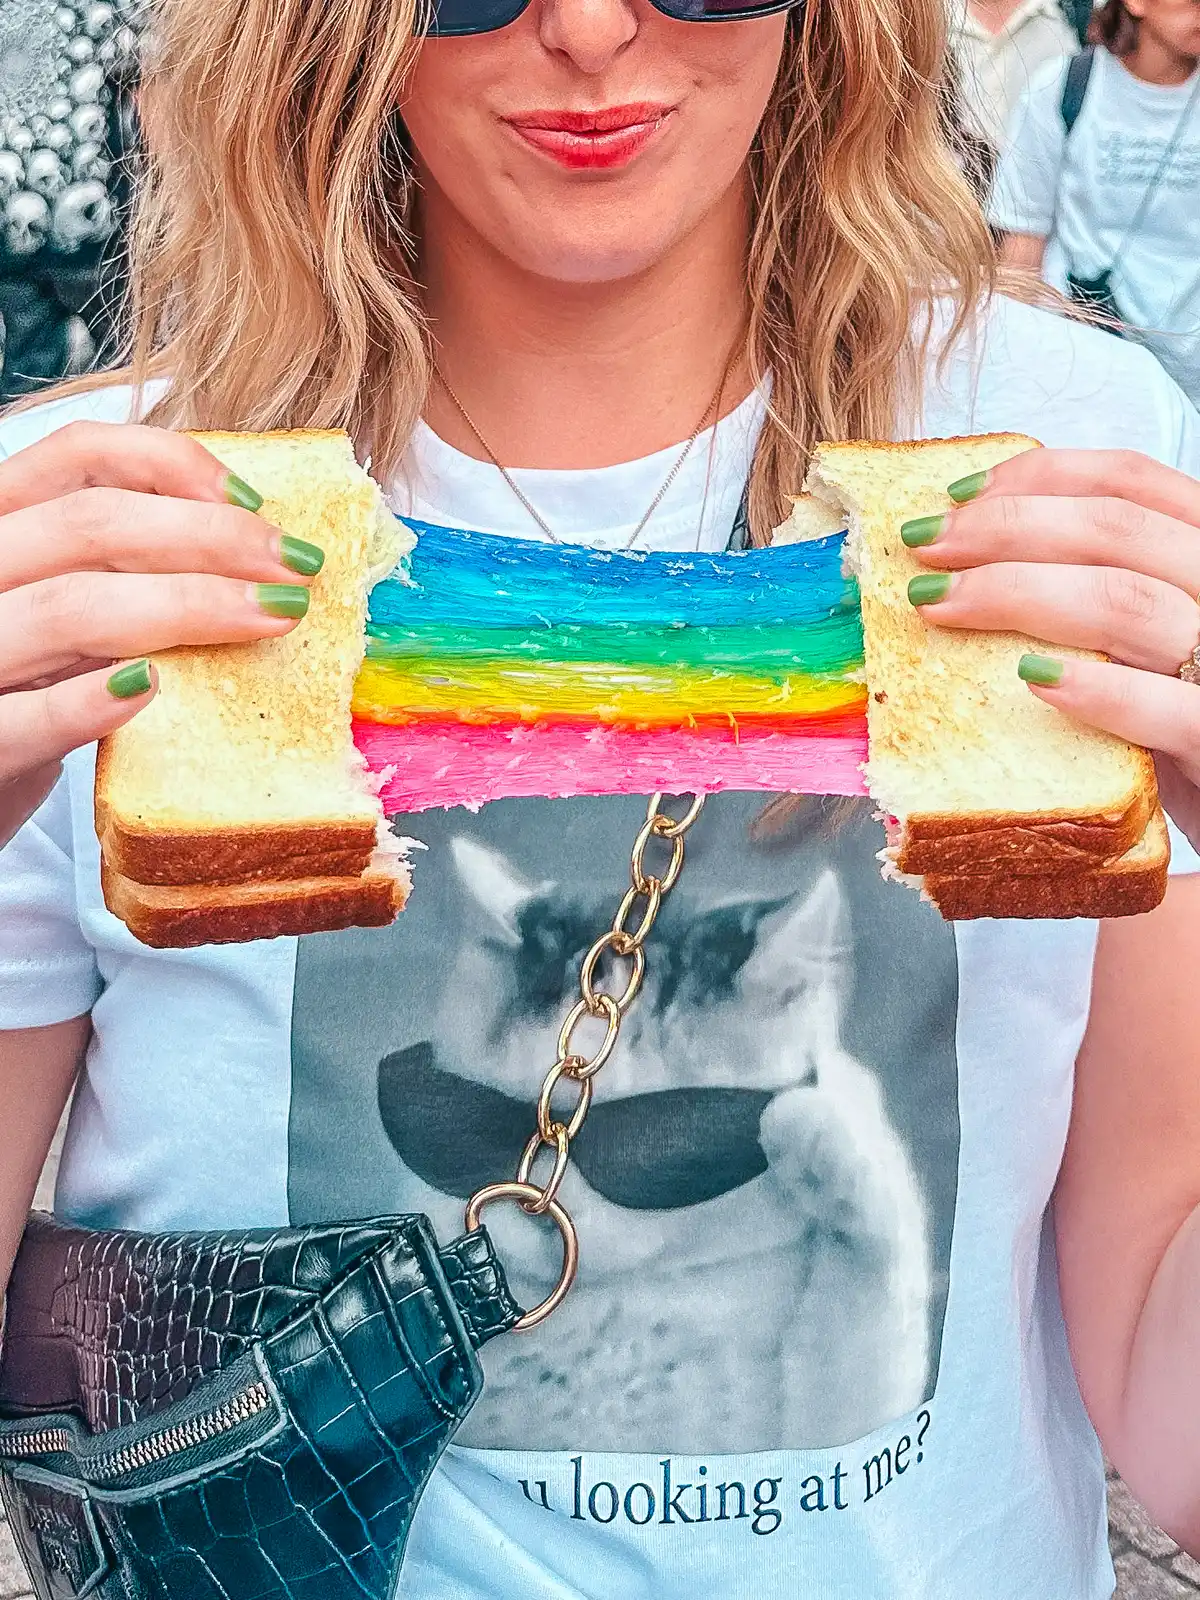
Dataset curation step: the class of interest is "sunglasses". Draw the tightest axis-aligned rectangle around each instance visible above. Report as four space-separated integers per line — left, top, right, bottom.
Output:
429 0 796 34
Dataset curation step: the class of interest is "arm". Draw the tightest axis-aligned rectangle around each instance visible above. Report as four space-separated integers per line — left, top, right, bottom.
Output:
0 1016 88 1298
999 232 1047 272
894 434 1200 1546
1056 877 1200 1551
986 63 1067 265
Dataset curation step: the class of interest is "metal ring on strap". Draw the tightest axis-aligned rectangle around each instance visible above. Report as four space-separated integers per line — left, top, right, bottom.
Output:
464 1182 579 1332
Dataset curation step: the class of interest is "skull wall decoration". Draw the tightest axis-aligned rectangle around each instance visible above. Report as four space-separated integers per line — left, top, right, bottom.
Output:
0 0 141 261
5 191 51 256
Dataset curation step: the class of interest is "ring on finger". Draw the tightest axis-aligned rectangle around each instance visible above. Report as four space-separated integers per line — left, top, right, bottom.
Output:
1178 596 1200 685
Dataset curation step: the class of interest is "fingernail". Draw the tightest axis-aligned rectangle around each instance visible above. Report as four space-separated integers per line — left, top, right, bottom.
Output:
908 573 952 607
901 514 945 548
226 473 264 513
947 470 988 505
107 659 152 699
279 535 325 577
255 583 310 619
1018 652 1064 686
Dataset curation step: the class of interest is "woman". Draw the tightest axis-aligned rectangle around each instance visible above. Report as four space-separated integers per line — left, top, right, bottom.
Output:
990 0 1200 402
2 1 1200 1595
947 0 1077 155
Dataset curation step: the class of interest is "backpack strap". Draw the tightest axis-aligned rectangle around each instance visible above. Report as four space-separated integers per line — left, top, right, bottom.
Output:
1060 0 1093 47
1060 46 1096 137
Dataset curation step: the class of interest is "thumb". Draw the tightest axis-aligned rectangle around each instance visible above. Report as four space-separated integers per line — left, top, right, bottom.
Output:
0 763 64 850
0 661 157 831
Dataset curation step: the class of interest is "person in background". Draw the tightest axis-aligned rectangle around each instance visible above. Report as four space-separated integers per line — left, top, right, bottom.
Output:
990 0 1200 405
947 0 1081 154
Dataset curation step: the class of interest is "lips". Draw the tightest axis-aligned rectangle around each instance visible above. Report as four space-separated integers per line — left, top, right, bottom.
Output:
504 103 675 171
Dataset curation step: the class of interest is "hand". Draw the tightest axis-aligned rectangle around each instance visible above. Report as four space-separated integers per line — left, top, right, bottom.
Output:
0 420 324 849
901 448 1200 852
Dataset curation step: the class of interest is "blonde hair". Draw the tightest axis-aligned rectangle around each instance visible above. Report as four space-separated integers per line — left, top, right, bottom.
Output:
51 0 995 543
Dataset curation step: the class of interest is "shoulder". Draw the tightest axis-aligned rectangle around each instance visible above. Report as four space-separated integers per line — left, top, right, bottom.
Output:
1017 50 1075 109
923 294 1199 470
0 381 166 462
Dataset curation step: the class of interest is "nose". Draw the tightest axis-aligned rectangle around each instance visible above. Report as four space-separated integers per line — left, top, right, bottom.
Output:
535 0 639 71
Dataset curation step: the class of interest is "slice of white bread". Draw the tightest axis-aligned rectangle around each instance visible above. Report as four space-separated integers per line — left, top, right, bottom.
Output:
97 430 412 943
920 807 1168 920
775 435 1166 918
101 856 408 949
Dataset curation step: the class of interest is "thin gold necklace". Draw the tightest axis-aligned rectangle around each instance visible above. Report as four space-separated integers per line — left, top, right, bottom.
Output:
431 355 737 548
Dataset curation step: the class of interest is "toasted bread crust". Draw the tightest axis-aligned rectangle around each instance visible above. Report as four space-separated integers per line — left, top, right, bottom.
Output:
922 810 1169 920
812 431 1041 461
895 757 1156 875
188 428 355 448
95 741 377 885
101 860 408 948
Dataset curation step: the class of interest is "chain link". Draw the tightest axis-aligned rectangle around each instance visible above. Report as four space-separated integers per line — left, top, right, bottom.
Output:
465 792 706 1331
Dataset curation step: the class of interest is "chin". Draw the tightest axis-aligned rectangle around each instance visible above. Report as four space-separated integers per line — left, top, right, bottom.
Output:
508 230 688 284
497 180 724 285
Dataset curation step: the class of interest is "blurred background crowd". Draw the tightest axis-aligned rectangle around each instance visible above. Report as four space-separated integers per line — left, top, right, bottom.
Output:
1 0 1198 406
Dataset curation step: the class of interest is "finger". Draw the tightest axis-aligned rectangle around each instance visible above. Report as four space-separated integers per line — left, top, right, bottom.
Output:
949 448 1200 532
910 563 1200 675
0 572 310 688
1017 655 1200 780
0 663 157 793
0 421 262 518
22 659 114 691
907 494 1200 599
0 488 319 594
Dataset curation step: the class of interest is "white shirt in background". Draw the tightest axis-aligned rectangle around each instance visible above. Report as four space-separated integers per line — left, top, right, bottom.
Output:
990 48 1200 404
949 0 1077 150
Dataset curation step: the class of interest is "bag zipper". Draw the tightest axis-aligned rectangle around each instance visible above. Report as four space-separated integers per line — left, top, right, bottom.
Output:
0 1381 271 1479
0 1426 71 1459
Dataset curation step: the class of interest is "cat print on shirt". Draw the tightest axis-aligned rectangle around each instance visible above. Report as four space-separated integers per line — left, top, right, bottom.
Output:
377 842 931 1452
288 793 961 1455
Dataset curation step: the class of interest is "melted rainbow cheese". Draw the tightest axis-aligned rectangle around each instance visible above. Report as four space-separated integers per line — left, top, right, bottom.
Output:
352 520 869 814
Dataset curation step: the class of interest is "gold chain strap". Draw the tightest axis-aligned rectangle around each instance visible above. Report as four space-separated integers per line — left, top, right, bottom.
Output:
465 792 706 1331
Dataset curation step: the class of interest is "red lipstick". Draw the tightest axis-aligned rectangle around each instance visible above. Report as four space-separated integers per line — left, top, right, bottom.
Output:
504 103 674 170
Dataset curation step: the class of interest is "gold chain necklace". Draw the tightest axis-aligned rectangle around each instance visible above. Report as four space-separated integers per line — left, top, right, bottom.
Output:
431 356 736 548
466 791 706 1329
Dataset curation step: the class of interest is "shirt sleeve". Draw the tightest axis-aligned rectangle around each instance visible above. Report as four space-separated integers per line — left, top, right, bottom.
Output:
0 765 101 1027
987 59 1069 239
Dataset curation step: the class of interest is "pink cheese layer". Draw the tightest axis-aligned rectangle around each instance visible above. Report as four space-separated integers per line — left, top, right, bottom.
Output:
355 718 869 814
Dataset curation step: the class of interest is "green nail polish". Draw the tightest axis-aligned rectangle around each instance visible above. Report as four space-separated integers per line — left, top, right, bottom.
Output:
107 659 152 699
279 535 325 577
908 573 952 607
226 472 264 513
256 583 310 619
947 470 988 505
900 514 945 548
1018 652 1064 686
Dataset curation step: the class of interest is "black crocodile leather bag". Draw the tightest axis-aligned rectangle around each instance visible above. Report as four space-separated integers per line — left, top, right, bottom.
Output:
0 1212 522 1600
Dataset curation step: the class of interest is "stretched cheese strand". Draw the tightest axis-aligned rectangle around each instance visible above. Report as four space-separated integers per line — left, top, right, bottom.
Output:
356 719 868 814
352 520 869 814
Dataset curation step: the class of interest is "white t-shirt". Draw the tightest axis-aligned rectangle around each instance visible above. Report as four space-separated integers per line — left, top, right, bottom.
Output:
948 0 1077 151
1 295 1199 1600
989 48 1200 404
